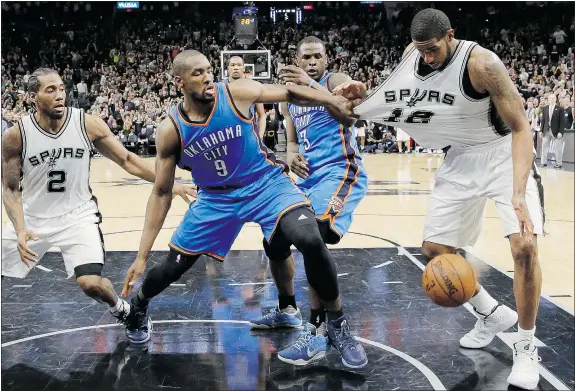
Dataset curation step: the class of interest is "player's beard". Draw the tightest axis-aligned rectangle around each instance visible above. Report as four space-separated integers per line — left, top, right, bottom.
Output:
40 105 65 120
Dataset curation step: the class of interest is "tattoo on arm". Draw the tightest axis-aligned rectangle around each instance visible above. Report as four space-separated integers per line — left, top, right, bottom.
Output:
473 50 528 132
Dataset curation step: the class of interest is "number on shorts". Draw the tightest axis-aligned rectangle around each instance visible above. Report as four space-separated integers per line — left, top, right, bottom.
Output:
47 170 66 192
214 160 228 177
299 129 311 151
383 108 435 124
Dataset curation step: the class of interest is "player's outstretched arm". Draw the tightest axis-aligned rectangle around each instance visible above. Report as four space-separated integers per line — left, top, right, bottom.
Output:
87 113 157 182
86 114 196 203
1 125 39 265
121 119 180 296
228 78 356 120
469 47 534 241
279 65 357 127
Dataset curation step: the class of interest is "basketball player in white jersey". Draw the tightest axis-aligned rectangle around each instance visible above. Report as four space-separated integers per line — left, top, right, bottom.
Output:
337 9 543 390
226 56 267 137
2 68 196 325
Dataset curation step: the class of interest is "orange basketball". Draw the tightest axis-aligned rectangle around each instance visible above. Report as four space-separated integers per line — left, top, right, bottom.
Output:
422 253 476 307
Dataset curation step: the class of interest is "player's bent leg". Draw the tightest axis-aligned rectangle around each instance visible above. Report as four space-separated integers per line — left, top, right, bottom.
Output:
423 171 517 350
282 208 367 369
74 263 131 325
126 249 201 344
506 234 541 390
75 264 115 305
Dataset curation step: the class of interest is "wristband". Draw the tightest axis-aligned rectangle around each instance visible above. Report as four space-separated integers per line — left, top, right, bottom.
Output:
308 80 316 88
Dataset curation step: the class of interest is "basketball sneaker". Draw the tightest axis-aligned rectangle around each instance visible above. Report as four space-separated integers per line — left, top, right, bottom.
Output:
278 322 329 366
125 304 153 344
507 341 540 390
327 316 368 369
249 305 302 329
460 304 517 349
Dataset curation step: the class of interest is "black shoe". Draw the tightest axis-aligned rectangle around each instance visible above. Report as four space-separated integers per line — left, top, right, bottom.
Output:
125 304 152 344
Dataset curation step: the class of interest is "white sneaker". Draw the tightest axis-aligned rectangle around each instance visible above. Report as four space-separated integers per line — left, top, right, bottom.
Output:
460 305 518 349
507 341 540 390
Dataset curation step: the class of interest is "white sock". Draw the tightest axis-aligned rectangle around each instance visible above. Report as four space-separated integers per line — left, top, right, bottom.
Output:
468 285 499 315
518 326 536 343
110 298 129 315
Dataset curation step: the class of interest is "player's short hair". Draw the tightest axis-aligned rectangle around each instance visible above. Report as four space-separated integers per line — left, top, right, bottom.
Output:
172 50 203 77
27 68 59 93
228 56 244 67
410 8 452 42
296 36 326 55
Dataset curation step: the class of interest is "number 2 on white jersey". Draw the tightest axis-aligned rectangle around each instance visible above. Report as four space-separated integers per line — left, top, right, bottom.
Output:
214 159 228 176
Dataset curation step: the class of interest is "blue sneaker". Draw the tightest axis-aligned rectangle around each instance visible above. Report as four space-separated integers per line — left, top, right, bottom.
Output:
249 305 302 329
125 305 152 344
327 316 368 369
278 322 329 366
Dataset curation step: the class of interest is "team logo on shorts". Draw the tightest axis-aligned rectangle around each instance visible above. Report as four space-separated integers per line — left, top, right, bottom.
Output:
327 196 344 217
176 254 181 263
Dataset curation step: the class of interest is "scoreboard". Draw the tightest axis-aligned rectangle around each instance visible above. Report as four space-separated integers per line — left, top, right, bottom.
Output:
233 5 258 42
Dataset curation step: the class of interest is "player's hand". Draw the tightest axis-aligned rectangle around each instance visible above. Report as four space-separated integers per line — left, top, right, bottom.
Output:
17 229 39 268
172 183 198 204
279 65 314 86
512 194 534 243
330 95 359 119
121 256 147 297
288 152 309 179
332 80 367 101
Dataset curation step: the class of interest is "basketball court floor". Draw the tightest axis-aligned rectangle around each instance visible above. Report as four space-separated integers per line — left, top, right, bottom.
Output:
2 153 574 390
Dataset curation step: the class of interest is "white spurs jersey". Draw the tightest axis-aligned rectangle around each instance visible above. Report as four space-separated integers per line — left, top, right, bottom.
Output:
355 40 511 149
18 107 96 218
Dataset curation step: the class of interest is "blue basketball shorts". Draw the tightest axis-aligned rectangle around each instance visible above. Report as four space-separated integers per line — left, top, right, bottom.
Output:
170 171 309 260
297 161 368 242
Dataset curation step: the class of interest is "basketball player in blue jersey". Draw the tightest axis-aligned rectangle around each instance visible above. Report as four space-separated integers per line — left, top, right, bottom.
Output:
226 56 267 137
119 50 368 369
248 36 369 367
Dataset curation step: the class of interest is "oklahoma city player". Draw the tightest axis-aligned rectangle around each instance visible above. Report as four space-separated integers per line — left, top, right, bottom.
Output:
248 36 368 367
340 9 543 390
2 68 195 325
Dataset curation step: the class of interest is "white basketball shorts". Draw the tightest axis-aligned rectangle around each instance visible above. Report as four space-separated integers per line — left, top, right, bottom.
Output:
2 200 104 279
356 126 366 137
423 134 544 248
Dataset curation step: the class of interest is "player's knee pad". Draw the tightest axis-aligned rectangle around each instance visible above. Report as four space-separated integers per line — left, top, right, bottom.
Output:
288 224 340 302
154 249 199 282
263 238 291 262
75 263 103 278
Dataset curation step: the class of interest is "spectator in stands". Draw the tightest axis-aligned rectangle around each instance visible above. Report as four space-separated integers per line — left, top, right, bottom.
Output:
540 94 565 168
1 1 572 158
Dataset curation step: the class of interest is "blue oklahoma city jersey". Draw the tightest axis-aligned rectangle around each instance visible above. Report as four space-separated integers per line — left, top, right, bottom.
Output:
287 72 362 173
287 72 368 242
169 82 285 187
